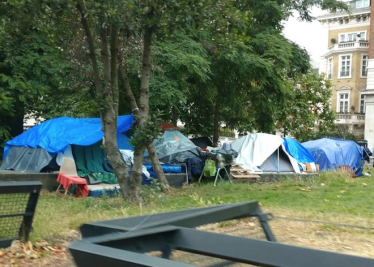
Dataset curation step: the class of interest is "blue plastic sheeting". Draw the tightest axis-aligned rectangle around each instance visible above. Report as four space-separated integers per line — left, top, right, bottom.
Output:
116 134 133 151
283 138 315 163
3 115 134 160
143 164 182 173
302 138 364 176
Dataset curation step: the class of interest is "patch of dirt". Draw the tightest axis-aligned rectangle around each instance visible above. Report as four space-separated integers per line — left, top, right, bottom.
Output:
2 213 373 266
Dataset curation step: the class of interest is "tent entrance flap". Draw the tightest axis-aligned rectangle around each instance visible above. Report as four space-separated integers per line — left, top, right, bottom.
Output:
259 148 295 172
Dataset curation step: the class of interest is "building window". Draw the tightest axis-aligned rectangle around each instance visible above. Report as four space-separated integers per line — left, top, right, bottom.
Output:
362 54 368 77
339 34 345 42
360 94 366 113
348 33 357 41
327 57 333 78
356 0 369 8
339 55 351 78
339 32 366 42
339 93 349 113
358 32 366 40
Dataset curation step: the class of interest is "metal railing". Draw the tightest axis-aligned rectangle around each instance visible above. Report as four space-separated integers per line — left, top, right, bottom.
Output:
70 201 374 267
0 181 42 248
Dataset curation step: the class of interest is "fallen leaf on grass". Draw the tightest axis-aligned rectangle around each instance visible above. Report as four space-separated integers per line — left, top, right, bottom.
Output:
301 188 311 192
362 183 367 187
34 241 49 249
340 190 345 194
28 253 39 259
27 241 33 251
320 183 325 186
324 199 329 202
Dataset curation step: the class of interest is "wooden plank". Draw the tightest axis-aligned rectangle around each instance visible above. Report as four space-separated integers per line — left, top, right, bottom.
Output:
231 176 259 180
231 170 252 173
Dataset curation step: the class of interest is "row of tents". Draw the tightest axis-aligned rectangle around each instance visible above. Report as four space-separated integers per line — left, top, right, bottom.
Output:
229 134 366 176
0 115 369 183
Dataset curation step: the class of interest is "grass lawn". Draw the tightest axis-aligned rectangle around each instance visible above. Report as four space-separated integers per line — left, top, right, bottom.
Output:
30 168 374 242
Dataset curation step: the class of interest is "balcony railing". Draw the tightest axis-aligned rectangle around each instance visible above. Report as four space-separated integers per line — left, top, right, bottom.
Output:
335 113 365 124
328 41 369 52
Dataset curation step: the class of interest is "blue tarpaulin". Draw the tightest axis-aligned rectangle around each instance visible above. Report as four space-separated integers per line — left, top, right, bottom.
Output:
3 115 134 160
302 138 364 176
283 137 315 164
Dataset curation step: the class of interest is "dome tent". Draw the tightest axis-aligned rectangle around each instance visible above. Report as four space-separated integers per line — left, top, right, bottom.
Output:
230 133 300 173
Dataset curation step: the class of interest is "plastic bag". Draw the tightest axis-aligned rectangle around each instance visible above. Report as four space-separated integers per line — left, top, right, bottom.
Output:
203 159 216 177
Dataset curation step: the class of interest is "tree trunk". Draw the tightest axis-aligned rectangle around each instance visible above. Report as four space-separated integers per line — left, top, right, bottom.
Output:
77 1 141 204
128 15 169 190
146 143 169 190
213 96 221 146
120 54 169 191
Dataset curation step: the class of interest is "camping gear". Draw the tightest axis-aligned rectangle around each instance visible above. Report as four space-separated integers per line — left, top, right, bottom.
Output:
150 130 201 163
1 116 134 178
56 157 88 197
302 138 364 176
147 129 203 182
190 136 213 149
356 139 372 163
203 159 216 177
230 133 300 173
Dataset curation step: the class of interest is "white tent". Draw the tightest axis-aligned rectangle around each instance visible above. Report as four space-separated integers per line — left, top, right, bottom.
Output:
230 133 300 173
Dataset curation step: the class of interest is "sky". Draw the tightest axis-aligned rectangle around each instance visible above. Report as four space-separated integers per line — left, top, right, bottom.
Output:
282 8 328 68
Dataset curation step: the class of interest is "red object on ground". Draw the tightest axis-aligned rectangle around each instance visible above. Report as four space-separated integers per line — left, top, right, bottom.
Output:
57 172 88 197
339 165 357 178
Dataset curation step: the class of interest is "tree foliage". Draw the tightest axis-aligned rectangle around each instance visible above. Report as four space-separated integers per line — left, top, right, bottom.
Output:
0 0 349 203
275 72 336 142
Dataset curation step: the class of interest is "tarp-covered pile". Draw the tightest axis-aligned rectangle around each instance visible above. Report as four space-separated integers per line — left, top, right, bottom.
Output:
147 130 204 182
302 138 364 176
1 115 134 183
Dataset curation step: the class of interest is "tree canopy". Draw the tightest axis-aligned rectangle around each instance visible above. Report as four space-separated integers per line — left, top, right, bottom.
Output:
0 0 348 203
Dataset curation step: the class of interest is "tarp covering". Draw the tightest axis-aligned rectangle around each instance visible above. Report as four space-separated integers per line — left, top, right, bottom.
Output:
302 138 364 176
1 115 134 174
152 130 201 163
283 137 315 164
230 133 300 173
190 137 213 149
3 115 134 159
147 130 203 182
0 147 54 172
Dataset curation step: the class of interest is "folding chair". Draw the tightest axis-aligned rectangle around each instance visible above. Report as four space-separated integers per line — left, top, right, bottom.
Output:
56 157 88 197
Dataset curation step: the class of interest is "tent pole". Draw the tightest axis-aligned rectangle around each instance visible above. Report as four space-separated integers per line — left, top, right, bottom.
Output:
277 148 280 173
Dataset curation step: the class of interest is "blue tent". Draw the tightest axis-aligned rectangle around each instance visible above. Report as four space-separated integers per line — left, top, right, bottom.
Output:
283 137 315 164
302 138 364 176
1 115 134 177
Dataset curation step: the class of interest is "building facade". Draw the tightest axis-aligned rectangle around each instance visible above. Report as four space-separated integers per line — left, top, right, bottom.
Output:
318 0 370 139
